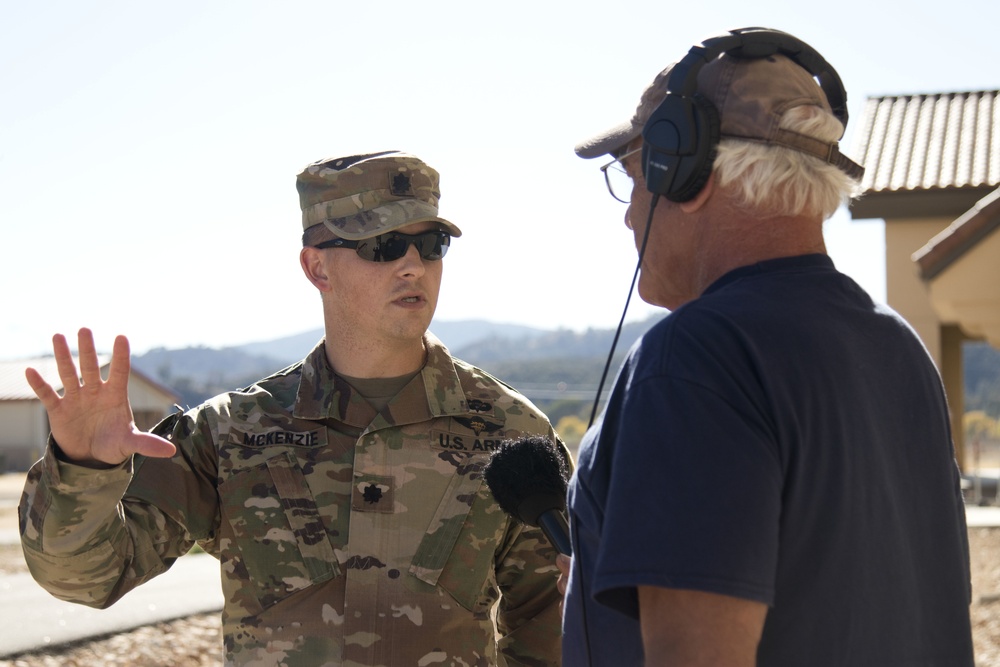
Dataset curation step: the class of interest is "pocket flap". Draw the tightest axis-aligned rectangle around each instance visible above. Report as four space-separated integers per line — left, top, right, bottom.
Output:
409 468 484 587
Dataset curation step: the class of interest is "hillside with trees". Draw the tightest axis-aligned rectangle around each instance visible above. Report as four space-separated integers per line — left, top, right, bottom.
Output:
965 341 1000 450
967 341 1000 417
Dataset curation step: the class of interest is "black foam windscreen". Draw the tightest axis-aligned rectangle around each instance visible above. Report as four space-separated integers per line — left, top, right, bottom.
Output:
483 436 570 525
484 436 572 555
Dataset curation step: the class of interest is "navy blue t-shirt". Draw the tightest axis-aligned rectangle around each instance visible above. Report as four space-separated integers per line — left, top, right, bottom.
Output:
562 254 973 666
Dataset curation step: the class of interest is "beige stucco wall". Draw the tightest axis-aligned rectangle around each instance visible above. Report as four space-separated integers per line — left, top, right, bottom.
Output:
0 401 48 470
884 216 971 466
129 376 178 412
925 231 1000 349
885 217 953 366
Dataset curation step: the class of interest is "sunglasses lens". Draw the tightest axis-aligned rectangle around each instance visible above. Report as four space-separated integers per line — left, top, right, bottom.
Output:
416 233 449 260
379 235 410 262
358 232 450 262
352 239 379 261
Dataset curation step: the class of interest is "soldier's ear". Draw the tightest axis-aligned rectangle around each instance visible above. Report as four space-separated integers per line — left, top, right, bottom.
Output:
300 247 333 292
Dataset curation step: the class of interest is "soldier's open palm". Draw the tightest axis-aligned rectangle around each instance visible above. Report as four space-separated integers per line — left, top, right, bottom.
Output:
24 328 176 466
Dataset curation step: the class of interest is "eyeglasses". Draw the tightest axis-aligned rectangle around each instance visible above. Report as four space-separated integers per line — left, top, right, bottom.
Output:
314 230 451 262
599 147 641 204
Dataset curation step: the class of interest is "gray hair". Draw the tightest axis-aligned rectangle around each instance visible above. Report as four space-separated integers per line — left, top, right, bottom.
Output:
713 106 863 220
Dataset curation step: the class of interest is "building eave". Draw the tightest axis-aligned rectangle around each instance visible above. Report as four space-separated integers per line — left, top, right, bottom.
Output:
913 187 1000 280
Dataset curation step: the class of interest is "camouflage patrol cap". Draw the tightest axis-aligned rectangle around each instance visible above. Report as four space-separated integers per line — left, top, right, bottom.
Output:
575 53 863 178
296 151 463 240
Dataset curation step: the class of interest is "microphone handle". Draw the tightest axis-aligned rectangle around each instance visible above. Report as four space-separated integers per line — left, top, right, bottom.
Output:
537 510 572 556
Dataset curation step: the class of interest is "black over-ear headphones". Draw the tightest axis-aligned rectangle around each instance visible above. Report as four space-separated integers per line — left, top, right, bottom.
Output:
642 27 850 203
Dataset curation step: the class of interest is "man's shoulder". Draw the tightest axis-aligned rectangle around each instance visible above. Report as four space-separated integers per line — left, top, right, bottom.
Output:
446 355 552 422
183 359 306 417
450 355 519 393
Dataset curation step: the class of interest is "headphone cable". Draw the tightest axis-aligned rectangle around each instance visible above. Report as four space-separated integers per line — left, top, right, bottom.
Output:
587 193 660 428
576 193 660 667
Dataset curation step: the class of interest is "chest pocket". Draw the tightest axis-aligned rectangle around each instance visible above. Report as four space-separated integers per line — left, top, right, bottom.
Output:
408 456 506 613
218 451 339 613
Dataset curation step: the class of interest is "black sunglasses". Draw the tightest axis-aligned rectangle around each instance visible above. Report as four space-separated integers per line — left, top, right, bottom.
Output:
313 230 451 262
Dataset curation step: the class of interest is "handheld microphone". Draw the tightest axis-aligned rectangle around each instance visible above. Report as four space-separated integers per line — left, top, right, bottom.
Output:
483 436 572 556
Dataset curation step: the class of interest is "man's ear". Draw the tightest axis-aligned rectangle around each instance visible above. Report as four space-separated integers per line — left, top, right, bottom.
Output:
300 247 333 292
680 172 715 213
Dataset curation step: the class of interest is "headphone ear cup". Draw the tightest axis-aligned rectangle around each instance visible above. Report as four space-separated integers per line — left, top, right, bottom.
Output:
642 92 720 202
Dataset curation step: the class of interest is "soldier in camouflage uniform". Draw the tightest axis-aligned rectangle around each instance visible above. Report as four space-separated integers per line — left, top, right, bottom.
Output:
19 151 567 666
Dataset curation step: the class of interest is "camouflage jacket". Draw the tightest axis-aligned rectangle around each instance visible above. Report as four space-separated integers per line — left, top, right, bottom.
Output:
20 334 567 666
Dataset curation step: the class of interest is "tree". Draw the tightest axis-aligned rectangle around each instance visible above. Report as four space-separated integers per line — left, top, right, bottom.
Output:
556 415 589 455
965 410 1000 441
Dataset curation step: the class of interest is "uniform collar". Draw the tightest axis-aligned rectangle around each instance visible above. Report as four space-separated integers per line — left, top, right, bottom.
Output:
293 332 468 429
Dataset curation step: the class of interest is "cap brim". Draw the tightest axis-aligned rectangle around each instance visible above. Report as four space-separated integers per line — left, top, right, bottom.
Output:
574 120 640 159
365 215 463 240
321 199 463 240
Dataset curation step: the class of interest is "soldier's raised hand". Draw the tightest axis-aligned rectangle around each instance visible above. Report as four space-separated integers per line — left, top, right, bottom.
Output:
24 328 177 466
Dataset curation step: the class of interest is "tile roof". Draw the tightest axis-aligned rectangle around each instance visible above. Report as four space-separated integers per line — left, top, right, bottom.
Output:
850 90 1000 219
853 90 1000 193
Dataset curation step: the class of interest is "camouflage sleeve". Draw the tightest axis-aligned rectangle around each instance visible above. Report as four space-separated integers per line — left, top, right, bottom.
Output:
494 521 564 666
19 441 145 608
493 435 573 666
18 410 218 609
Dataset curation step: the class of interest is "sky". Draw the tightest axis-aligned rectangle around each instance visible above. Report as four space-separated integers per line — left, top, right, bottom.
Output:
2 0 997 360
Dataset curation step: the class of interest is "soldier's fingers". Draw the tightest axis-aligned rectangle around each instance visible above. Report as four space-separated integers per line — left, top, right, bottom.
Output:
77 328 102 387
51 333 82 395
556 554 571 596
106 335 131 391
24 367 61 410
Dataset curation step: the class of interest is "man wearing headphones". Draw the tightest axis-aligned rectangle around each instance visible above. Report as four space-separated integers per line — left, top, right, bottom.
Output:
560 28 974 666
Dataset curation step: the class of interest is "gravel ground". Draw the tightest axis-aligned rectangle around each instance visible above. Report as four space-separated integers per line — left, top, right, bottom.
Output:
2 495 999 665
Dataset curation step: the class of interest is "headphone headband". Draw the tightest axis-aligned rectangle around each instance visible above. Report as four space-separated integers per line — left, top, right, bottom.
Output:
642 27 859 202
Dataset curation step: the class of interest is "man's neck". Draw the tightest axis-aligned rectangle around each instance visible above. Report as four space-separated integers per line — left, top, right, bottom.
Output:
324 336 427 379
696 206 826 295
658 211 825 311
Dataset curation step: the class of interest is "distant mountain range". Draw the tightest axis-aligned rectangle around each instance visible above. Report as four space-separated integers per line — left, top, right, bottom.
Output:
132 317 1000 418
230 320 557 364
131 316 667 408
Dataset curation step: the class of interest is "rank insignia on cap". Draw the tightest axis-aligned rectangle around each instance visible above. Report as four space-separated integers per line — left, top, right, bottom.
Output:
391 172 413 196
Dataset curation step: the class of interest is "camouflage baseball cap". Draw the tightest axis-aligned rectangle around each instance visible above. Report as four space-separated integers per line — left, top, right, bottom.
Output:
575 52 863 178
296 151 463 240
